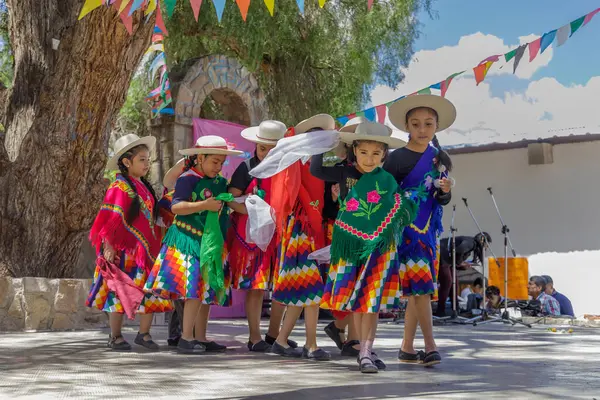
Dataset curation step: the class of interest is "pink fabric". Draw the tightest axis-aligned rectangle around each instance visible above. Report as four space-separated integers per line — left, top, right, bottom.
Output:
192 118 255 180
98 257 144 320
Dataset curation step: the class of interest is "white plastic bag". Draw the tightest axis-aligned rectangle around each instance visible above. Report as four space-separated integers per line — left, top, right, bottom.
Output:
245 195 276 252
308 245 332 264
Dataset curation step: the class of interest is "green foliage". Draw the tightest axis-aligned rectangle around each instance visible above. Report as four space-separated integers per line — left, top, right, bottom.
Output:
0 1 14 88
116 69 152 135
164 0 431 125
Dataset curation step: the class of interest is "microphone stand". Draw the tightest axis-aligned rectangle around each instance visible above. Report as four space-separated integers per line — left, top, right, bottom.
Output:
473 189 531 328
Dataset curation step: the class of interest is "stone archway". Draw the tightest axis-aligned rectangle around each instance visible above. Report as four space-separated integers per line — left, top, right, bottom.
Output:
175 55 268 125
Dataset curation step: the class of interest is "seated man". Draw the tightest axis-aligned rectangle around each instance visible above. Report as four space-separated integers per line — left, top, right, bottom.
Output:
462 278 484 311
485 285 504 312
528 276 560 316
541 275 574 317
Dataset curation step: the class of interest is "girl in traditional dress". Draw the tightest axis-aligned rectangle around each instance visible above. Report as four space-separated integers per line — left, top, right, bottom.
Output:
252 114 336 361
386 94 456 367
226 120 296 352
87 134 172 351
145 136 244 354
313 121 417 373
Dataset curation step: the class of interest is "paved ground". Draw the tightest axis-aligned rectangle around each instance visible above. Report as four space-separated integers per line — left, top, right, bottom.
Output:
1 319 599 400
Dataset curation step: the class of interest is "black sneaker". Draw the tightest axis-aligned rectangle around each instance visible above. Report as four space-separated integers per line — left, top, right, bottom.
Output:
177 338 206 354
341 340 360 357
398 349 425 363
134 332 160 351
247 340 272 352
265 334 298 349
422 351 441 367
301 347 331 361
199 341 227 353
167 336 181 347
108 335 132 352
370 352 387 370
324 321 345 350
271 341 303 358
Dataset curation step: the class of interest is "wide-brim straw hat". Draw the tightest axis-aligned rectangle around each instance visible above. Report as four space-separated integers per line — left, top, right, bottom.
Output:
107 134 156 171
179 135 244 156
241 120 287 145
162 158 185 190
388 94 457 133
295 113 336 134
339 121 407 149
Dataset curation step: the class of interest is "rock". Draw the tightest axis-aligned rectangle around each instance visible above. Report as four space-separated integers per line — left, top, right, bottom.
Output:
54 280 79 314
24 295 51 330
51 313 73 330
8 295 24 319
22 277 51 294
0 277 11 308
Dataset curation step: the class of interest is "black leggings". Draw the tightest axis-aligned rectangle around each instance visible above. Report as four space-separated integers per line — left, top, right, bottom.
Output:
436 262 453 317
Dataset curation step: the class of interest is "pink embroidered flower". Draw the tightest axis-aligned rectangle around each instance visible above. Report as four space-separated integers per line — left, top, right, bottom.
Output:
346 198 360 212
203 189 213 199
366 190 381 204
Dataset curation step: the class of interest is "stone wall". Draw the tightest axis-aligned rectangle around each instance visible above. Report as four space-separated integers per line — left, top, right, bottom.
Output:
0 277 105 332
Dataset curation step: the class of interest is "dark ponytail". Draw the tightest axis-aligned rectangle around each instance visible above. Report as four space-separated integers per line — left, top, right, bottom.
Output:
183 155 198 172
431 135 453 172
118 157 142 225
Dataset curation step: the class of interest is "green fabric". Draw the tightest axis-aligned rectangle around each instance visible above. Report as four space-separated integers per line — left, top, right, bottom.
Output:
200 192 234 301
504 48 517 62
570 16 585 36
331 167 417 264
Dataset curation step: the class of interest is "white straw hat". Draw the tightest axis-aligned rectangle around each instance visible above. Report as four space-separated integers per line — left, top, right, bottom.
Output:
295 113 336 134
179 135 244 156
107 134 156 171
339 121 406 149
388 94 457 133
241 120 287 145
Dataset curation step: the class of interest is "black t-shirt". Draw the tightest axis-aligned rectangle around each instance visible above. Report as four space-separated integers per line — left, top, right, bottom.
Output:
228 156 260 192
439 236 476 265
383 147 452 206
310 154 363 199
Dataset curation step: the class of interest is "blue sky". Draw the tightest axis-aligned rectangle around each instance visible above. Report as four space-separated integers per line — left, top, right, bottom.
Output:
371 0 600 146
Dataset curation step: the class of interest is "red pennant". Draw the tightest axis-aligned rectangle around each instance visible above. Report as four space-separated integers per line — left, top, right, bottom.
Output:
473 61 493 85
529 37 541 62
236 0 250 21
152 34 164 42
190 0 202 21
119 1 134 34
156 3 169 35
583 8 600 26
368 0 373 10
375 104 386 123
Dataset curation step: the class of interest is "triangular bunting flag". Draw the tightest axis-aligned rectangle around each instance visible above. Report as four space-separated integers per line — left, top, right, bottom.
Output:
78 0 103 20
440 71 464 97
337 116 350 126
570 16 585 36
152 33 164 42
156 4 169 35
504 48 517 62
190 0 203 21
118 0 131 14
429 82 441 90
479 54 501 64
583 8 600 26
145 43 165 55
356 111 366 118
119 0 134 34
128 0 145 16
375 105 386 124
145 0 158 16
318 0 326 8
368 0 373 11
540 30 556 53
512 44 527 74
529 37 541 62
236 0 250 21
474 61 493 85
165 0 177 18
364 107 376 122
213 0 226 22
295 0 304 14
264 0 275 16
556 24 570 46
417 87 432 95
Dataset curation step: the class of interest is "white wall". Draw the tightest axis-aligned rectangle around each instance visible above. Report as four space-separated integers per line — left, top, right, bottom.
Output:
442 140 600 316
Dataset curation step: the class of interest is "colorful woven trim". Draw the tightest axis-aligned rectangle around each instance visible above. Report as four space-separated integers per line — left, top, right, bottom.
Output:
99 203 155 262
334 192 403 240
174 219 204 238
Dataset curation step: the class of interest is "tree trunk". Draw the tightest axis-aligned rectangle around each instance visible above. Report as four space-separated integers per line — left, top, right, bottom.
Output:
0 1 154 278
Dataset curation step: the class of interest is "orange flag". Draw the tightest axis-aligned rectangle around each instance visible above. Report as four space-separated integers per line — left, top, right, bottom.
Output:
236 0 251 21
473 61 493 85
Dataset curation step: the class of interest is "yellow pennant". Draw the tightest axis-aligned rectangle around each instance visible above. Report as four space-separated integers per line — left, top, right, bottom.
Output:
145 0 158 16
319 0 326 8
78 0 103 20
119 0 132 15
145 43 165 55
264 0 275 16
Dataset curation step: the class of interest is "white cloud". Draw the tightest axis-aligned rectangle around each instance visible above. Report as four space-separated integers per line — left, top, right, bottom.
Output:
372 32 600 147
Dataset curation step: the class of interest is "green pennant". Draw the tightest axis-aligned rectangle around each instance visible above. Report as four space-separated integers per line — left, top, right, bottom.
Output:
164 0 177 18
504 48 517 62
570 16 585 37
356 110 366 118
417 87 432 95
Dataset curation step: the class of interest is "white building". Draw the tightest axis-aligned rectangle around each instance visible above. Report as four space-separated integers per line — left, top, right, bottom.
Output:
442 134 600 317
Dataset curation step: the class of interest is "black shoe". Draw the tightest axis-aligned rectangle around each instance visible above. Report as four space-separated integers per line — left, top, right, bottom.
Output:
177 338 206 354
168 336 181 347
422 351 442 367
265 334 298 349
301 347 331 361
270 341 303 358
370 352 387 370
134 332 160 351
199 341 227 352
108 335 132 351
324 321 345 350
341 340 360 357
358 357 378 374
398 349 425 363
247 340 272 352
